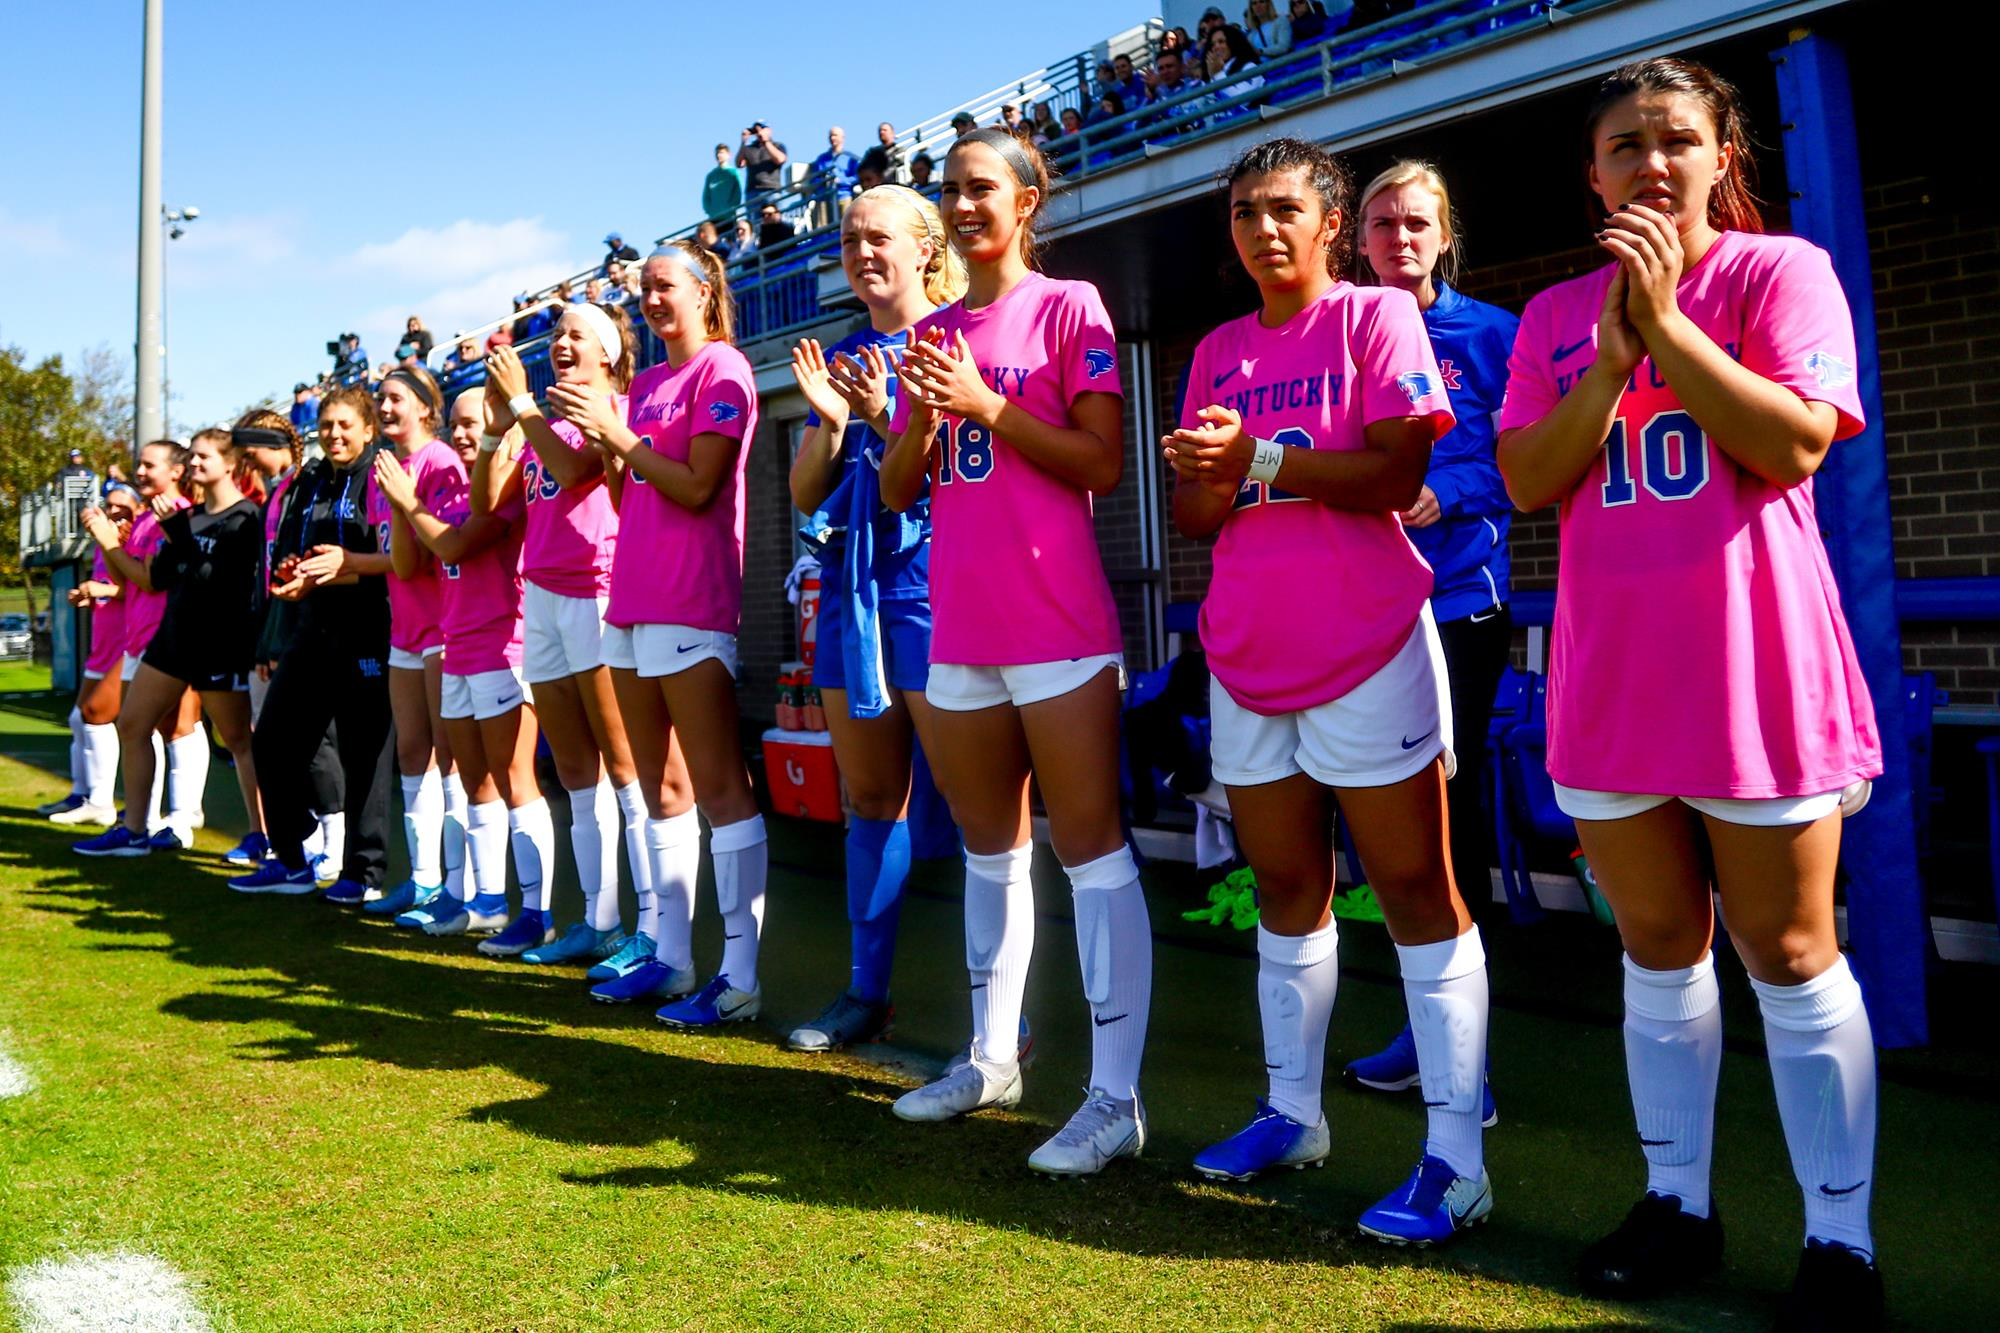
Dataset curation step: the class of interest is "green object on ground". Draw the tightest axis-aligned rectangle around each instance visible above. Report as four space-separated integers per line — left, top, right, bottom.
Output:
1185 867 1259 930
1331 882 1385 924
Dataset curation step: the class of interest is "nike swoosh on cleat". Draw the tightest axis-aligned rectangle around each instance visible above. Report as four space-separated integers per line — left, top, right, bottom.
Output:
1093 1012 1129 1026
1818 1180 1868 1197
1400 731 1433 750
716 1000 752 1019
1553 335 1593 361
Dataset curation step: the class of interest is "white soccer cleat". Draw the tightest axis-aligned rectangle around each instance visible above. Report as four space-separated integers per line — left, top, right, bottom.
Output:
1028 1088 1147 1177
48 802 119 827
892 1054 1023 1123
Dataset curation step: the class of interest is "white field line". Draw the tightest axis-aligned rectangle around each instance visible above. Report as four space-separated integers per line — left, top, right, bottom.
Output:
7 1251 213 1333
0 1039 31 1099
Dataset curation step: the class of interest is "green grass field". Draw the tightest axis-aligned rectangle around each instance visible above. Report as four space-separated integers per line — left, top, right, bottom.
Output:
0 690 1992 1330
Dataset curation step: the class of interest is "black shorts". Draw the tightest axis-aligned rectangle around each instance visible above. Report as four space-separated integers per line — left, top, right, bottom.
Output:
142 644 250 694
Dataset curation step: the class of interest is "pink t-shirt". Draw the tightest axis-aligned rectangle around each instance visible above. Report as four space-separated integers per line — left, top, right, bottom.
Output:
521 404 623 600
1499 229 1881 798
85 548 127 674
607 344 757 633
370 438 469 654
123 498 189 657
1187 283 1455 715
888 272 1125 665
437 485 526 676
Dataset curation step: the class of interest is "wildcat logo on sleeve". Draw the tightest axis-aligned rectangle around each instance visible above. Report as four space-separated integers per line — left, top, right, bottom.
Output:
709 401 742 423
1395 370 1441 406
1084 348 1116 380
1804 350 1855 390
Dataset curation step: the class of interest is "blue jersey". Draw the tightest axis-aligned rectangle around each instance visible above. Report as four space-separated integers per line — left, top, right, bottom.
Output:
1412 281 1518 623
805 323 930 600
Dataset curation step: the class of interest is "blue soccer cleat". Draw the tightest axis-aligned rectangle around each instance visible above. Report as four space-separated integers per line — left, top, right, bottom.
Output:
147 828 186 853
1358 1152 1493 1247
1193 1099 1331 1181
477 909 555 958
73 825 152 858
585 931 655 982
223 832 269 865
322 879 372 905
521 923 623 965
656 974 760 1027
229 861 316 894
421 895 509 937
1345 1024 1499 1127
363 879 433 918
395 892 461 930
590 958 697 1004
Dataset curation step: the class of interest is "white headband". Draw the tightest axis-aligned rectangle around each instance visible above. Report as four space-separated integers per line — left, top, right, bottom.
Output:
650 244 712 289
566 302 624 372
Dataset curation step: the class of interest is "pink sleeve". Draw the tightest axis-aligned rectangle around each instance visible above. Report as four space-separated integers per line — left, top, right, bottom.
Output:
1359 288 1454 438
1059 283 1123 404
1497 290 1558 432
1179 336 1212 432
1742 242 1866 441
694 363 753 442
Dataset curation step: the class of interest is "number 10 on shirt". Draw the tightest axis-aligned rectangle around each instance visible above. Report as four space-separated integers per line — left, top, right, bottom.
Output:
936 420 997 485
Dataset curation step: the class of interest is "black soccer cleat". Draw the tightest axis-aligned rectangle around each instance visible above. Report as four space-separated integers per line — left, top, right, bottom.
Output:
1578 1191 1724 1300
1774 1239 1882 1332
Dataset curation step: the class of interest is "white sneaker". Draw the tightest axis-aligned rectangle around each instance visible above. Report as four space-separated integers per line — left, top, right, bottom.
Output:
892 1055 1023 1123
310 853 338 889
48 802 119 827
1028 1088 1146 1177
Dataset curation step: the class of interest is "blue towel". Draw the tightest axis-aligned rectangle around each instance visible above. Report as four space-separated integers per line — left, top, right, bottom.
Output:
802 441 924 719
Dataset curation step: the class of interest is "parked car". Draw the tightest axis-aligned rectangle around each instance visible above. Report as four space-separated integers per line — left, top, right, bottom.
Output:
0 613 30 660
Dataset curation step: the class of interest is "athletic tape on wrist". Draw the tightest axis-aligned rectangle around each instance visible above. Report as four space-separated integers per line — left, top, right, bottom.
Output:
508 393 540 419
1246 436 1285 485
476 433 503 454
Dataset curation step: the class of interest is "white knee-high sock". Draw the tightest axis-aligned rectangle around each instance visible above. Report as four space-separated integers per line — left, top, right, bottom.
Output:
645 809 701 968
508 798 557 914
1399 927 1490 1179
317 810 346 869
567 780 618 927
83 722 120 810
1258 920 1339 1126
1752 954 1877 1256
965 844 1036 1067
401 768 444 887
146 732 167 832
463 798 508 904
66 705 86 797
712 814 768 991
166 730 209 841
613 781 651 934
1064 846 1152 1102
441 771 468 896
1624 952 1723 1217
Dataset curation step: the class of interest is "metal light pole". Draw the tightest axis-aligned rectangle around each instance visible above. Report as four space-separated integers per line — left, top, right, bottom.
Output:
134 0 164 448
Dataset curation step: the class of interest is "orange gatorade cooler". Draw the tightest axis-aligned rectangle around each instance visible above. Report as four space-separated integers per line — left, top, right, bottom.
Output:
762 727 842 821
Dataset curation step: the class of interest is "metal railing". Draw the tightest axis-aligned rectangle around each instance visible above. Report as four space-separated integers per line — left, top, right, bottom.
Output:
17 473 100 568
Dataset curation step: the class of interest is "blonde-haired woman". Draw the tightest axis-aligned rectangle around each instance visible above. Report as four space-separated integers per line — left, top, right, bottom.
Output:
783 185 968 1051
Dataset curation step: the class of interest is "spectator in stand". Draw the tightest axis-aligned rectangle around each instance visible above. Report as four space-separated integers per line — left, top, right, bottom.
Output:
290 383 318 434
810 126 859 227
1159 25 1197 62
604 260 632 305
584 278 607 305
695 219 726 258
855 150 887 194
512 295 556 343
1144 49 1206 142
950 111 976 139
874 122 907 182
484 323 514 355
1027 101 1060 143
1197 6 1228 52
1290 0 1346 43
1093 59 1120 101
909 152 936 191
1244 0 1293 55
1058 106 1085 136
334 332 368 384
1206 23 1266 107
1113 52 1151 107
396 316 434 368
442 338 483 377
703 143 743 221
556 279 580 305
998 103 1024 134
603 232 639 272
757 200 796 249
728 217 758 262
737 122 790 207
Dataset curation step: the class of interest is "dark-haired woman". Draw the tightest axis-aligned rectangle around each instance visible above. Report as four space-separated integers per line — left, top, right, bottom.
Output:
232 388 398 898
1165 137 1487 1245
75 425 265 860
1498 58 1882 1326
880 129 1152 1178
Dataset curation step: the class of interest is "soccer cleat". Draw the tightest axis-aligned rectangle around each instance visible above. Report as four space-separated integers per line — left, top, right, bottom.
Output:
363 880 432 918
310 852 339 888
38 792 86 816
520 923 622 965
585 931 656 982
945 1015 1036 1075
1343 1025 1499 1127
1028 1089 1147 1177
590 958 697 1004
49 801 119 827
422 898 510 938
656 974 761 1028
72 825 151 858
1193 1099 1331 1181
394 891 459 930
228 861 315 894
1578 1192 1724 1300
1358 1153 1493 1247
223 832 269 865
477 910 555 957
893 1054 1023 1123
788 991 893 1052
321 879 370 906
147 828 186 852
1776 1239 1882 1333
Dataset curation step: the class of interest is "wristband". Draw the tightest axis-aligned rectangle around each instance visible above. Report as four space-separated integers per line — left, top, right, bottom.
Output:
508 393 540 419
477 433 503 454
1246 436 1286 485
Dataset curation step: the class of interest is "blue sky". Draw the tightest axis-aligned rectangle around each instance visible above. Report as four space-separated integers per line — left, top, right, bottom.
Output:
0 0 1150 435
